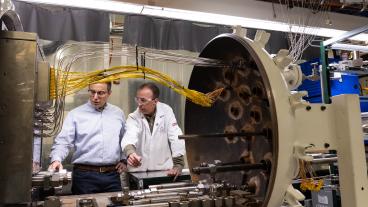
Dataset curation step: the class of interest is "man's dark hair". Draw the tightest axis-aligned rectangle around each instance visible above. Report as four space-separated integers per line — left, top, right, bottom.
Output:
106 82 112 92
139 82 160 99
89 82 112 92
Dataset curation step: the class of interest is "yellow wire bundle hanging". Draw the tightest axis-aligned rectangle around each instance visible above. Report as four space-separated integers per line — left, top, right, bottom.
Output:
298 159 324 192
50 65 223 107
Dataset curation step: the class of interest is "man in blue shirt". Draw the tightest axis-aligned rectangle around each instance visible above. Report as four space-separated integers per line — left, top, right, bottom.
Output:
49 82 126 194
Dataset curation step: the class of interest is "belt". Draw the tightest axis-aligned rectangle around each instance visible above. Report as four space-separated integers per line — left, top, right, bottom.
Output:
74 164 116 173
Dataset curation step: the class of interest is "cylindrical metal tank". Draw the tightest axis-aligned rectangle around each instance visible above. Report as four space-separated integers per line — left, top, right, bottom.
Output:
184 33 298 207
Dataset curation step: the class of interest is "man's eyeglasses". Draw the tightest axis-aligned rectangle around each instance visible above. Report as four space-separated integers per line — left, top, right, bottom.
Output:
88 89 108 97
135 97 153 105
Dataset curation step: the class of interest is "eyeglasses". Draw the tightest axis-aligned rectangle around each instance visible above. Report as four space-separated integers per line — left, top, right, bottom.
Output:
135 97 153 105
88 89 108 97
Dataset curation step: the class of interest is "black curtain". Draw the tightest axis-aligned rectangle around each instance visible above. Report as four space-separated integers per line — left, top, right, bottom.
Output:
122 14 233 53
12 0 110 42
123 14 319 59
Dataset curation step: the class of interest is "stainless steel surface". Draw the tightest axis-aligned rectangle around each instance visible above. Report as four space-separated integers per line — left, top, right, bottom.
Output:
149 182 194 189
184 34 277 207
0 30 37 204
157 186 198 193
136 192 183 199
129 170 191 190
310 157 338 164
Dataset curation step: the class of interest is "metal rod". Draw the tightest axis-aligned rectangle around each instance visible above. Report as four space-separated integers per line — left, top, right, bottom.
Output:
149 182 194 189
157 186 198 193
310 157 338 164
179 132 264 140
135 192 184 199
150 196 182 203
323 24 368 46
192 163 267 174
330 43 368 53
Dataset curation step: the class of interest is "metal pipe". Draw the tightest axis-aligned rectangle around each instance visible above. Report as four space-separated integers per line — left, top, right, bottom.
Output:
135 192 185 199
192 163 267 174
310 157 338 164
331 43 368 53
149 182 194 189
157 186 198 193
323 24 368 46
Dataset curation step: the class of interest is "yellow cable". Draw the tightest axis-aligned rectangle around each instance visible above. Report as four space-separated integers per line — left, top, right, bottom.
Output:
49 65 223 107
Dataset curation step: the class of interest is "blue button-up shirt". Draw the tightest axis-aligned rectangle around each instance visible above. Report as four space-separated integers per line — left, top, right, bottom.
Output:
50 101 125 165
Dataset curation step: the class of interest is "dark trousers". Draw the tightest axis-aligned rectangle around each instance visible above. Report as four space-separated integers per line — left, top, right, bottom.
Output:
72 168 122 195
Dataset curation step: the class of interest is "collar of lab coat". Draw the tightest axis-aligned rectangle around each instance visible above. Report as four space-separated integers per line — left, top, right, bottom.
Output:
138 102 165 136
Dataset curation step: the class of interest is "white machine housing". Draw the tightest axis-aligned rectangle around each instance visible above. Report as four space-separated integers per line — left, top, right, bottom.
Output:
250 30 368 207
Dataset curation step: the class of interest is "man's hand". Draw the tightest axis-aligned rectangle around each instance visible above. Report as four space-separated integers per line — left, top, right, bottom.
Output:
115 161 128 173
127 153 142 167
48 160 63 172
167 166 182 177
33 162 41 173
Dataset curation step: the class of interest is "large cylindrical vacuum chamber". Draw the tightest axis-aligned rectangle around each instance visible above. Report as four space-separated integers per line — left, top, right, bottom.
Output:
184 34 281 207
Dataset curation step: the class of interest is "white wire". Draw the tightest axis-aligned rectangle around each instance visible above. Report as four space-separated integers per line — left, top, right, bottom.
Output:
277 0 330 62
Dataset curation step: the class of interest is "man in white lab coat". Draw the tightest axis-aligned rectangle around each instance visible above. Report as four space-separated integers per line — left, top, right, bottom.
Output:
121 82 186 176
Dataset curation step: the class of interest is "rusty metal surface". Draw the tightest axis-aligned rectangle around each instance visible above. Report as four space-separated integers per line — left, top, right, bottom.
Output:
0 31 37 204
184 34 277 206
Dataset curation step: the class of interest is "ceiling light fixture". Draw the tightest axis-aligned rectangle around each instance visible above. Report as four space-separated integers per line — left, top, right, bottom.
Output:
17 0 368 42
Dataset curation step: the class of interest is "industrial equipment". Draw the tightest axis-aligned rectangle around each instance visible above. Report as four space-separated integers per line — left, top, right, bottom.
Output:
183 32 368 207
0 10 71 206
319 24 368 104
1 8 367 206
44 32 367 207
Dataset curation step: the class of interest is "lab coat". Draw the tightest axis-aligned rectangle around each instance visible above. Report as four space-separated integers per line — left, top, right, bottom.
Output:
121 102 186 172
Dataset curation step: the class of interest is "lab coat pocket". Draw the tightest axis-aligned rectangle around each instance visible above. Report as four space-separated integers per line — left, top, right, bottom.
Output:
157 156 170 166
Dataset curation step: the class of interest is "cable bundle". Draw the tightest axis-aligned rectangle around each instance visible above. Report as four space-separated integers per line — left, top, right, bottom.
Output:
41 41 226 137
298 159 324 191
50 65 223 107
